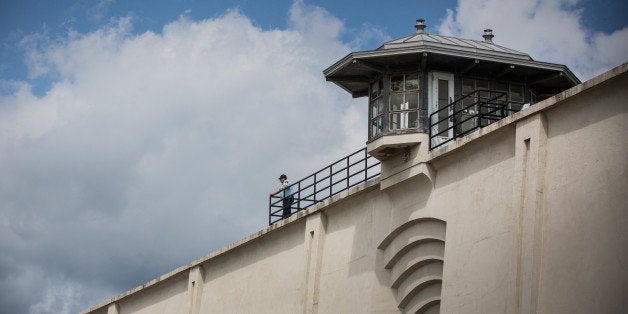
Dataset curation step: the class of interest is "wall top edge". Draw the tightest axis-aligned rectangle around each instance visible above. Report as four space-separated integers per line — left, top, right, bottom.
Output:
428 62 627 160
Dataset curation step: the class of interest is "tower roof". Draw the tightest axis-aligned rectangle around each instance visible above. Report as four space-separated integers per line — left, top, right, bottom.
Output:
324 21 580 98
378 32 531 61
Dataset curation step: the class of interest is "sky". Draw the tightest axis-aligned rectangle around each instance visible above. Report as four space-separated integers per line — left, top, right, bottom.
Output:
0 0 626 313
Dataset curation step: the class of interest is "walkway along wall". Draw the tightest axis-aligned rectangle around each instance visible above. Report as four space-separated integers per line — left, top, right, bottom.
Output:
83 63 628 314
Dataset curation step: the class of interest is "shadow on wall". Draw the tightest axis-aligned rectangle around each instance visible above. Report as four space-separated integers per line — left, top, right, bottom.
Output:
383 174 434 228
328 173 437 275
431 125 516 191
347 173 435 280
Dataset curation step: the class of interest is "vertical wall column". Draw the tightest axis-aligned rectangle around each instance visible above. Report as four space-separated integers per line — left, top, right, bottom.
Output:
187 265 206 314
302 212 328 314
513 113 548 314
106 303 119 314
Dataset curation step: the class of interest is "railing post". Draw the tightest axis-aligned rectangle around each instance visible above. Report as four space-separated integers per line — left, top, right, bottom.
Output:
346 157 350 190
478 100 484 128
297 181 301 211
429 111 435 150
268 195 272 226
501 93 506 118
364 148 368 182
329 167 332 197
313 173 317 204
475 92 479 130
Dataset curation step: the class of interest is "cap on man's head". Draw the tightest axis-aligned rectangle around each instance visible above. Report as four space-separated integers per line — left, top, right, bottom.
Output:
279 174 287 180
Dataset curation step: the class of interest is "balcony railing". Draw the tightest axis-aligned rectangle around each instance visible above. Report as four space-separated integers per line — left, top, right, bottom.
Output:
269 147 380 225
429 89 519 150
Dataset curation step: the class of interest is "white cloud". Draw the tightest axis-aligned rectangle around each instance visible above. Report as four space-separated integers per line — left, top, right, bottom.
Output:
438 0 628 80
0 2 366 313
87 0 116 24
348 22 392 51
9 1 623 312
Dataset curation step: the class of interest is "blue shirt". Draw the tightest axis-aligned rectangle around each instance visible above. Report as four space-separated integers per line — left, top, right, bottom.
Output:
281 180 293 199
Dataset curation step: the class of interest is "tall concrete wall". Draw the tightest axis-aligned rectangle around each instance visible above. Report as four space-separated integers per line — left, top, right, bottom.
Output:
199 222 307 313
84 64 627 314
538 70 627 313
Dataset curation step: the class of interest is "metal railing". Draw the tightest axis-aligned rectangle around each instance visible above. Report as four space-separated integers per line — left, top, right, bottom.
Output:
429 89 518 150
269 147 381 225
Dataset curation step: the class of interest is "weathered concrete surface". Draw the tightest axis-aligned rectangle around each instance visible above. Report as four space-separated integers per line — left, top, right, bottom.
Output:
83 64 627 314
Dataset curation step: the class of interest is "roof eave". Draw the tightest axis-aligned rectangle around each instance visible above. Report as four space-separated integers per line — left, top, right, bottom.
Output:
323 52 356 78
325 45 580 82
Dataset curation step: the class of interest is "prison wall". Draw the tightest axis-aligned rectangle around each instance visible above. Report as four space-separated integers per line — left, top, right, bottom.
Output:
84 64 627 314
536 68 628 313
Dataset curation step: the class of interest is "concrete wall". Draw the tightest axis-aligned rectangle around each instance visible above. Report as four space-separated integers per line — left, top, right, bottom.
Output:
83 64 627 314
538 71 627 313
118 274 188 314
199 221 307 313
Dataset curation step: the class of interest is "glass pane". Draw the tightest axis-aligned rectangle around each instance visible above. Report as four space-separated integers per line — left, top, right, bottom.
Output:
370 101 377 118
436 79 451 137
405 74 419 91
476 80 489 99
510 84 523 102
492 81 508 92
391 75 403 92
406 92 418 109
371 116 383 137
462 98 476 114
491 81 508 100
437 112 449 137
476 80 489 89
370 80 382 99
509 103 523 112
461 79 476 113
390 93 404 111
462 79 475 95
438 79 449 109
459 113 477 134
390 111 419 130
370 98 384 118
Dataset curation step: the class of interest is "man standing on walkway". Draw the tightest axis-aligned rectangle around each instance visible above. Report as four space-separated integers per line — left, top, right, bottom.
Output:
271 174 294 219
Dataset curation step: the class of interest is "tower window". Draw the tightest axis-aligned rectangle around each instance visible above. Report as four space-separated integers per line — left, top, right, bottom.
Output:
369 80 385 139
389 74 419 131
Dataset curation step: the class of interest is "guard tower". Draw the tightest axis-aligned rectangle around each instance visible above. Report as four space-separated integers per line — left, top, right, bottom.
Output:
324 19 580 157
270 19 583 223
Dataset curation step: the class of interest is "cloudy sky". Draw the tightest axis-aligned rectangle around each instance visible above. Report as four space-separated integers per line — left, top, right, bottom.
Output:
0 0 626 312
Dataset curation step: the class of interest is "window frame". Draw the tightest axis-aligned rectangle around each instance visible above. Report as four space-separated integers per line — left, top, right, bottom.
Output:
388 73 420 131
369 80 385 139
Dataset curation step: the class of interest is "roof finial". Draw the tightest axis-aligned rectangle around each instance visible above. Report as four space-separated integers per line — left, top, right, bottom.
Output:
415 19 426 34
483 29 494 43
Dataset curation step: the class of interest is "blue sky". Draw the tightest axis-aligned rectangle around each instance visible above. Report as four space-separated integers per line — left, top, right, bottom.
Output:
0 1 626 313
2 0 625 96
5 0 454 91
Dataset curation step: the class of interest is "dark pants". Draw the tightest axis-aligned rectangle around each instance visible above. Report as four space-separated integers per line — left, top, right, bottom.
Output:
282 195 294 219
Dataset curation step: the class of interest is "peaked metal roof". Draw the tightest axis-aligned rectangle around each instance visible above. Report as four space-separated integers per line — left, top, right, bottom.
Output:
378 32 531 61
323 27 580 98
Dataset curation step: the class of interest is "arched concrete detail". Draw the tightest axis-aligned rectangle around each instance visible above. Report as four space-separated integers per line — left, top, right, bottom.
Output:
391 257 444 289
384 237 444 269
388 239 445 287
398 278 442 309
378 217 446 250
397 274 442 307
378 216 446 313
404 298 441 314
